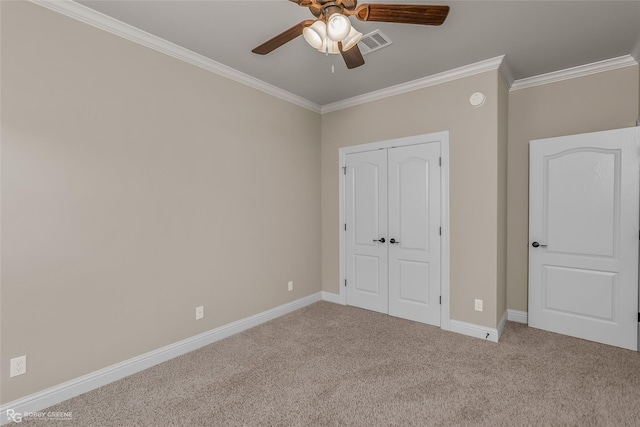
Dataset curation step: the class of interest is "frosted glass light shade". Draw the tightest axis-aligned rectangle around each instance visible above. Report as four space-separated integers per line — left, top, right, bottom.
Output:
341 27 363 51
303 20 327 50
318 38 340 54
326 13 351 41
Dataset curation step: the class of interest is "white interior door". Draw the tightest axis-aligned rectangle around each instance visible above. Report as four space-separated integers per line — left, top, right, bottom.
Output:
388 144 441 325
529 127 639 351
345 143 441 326
345 150 388 313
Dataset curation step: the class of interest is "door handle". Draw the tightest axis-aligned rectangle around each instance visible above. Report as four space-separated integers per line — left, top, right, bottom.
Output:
373 238 386 243
531 241 547 248
389 238 399 244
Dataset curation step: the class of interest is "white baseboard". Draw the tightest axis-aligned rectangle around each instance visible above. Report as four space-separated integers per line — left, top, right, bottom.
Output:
0 292 322 426
325 292 504 343
321 291 342 304
507 309 528 324
447 319 500 343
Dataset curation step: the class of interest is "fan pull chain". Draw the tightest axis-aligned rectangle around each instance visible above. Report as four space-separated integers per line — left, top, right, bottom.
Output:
332 64 335 74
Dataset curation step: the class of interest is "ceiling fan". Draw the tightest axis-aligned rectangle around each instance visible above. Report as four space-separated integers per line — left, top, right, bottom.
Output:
252 0 450 69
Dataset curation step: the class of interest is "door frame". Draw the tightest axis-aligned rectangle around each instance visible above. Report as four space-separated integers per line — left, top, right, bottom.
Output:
338 131 451 331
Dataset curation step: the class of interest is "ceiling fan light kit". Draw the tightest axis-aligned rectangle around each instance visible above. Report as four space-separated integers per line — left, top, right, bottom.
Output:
252 1 450 69
304 18 363 55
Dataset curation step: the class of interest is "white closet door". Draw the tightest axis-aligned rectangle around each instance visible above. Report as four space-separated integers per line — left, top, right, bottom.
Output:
345 150 388 314
345 143 442 326
529 127 639 351
388 144 441 326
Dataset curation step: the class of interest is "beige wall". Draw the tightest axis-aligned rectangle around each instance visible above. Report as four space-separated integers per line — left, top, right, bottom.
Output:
321 71 503 328
1 2 321 403
506 65 640 312
496 75 509 324
3 0 638 409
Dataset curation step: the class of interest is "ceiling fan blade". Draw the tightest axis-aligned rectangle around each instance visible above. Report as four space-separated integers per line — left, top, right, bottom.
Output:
339 42 365 69
252 20 315 55
354 4 450 25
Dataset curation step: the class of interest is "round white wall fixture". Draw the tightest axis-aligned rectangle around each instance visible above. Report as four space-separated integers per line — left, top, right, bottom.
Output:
469 92 486 107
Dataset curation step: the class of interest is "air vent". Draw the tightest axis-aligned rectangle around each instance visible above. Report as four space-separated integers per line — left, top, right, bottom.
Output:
357 30 392 55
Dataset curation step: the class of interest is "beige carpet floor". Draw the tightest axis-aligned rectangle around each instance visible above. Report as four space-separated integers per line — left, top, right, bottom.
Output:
23 301 640 426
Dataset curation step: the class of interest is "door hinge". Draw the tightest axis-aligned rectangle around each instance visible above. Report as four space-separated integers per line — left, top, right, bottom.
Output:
343 166 346 175
638 312 640 322
344 279 347 287
344 223 347 231
439 227 442 236
439 296 442 305
439 157 442 167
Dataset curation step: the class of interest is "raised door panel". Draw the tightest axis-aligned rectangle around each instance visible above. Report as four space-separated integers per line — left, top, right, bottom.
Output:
546 149 617 258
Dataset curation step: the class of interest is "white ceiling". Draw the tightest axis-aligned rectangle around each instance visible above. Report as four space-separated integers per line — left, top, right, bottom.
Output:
74 0 640 106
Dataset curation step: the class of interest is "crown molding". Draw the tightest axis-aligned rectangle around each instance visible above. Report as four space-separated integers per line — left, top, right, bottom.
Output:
510 55 639 91
321 56 506 114
30 1 638 114
30 0 322 113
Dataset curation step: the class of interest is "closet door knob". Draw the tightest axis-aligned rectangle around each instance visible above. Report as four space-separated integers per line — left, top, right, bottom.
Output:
389 238 399 244
373 238 386 243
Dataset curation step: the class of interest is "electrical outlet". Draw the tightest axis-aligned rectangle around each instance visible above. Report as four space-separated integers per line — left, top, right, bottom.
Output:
474 299 483 312
288 281 294 292
10 355 27 377
195 306 204 320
